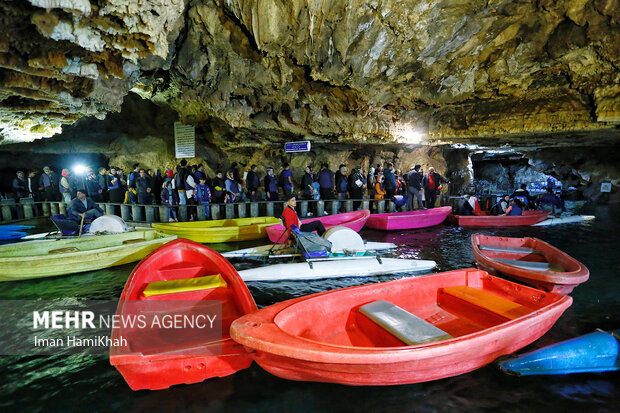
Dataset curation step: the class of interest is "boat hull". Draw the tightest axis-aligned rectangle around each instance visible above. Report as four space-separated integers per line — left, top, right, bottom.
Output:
448 210 550 227
265 210 370 243
231 269 571 385
471 234 589 294
0 230 176 281
222 241 396 259
152 216 281 243
533 215 595 226
237 257 436 282
110 239 257 390
499 330 620 375
365 206 451 230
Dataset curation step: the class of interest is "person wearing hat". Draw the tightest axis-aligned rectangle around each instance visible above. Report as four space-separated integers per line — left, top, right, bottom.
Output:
281 194 326 241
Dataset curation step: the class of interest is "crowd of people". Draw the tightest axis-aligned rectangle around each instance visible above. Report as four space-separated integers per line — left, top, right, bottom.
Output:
7 160 452 217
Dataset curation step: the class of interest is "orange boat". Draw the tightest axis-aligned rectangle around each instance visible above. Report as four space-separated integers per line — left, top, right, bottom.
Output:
471 234 589 294
110 239 257 390
448 210 550 227
231 268 571 385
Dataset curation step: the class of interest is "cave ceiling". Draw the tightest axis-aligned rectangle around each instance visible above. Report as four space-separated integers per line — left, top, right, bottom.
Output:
0 0 618 148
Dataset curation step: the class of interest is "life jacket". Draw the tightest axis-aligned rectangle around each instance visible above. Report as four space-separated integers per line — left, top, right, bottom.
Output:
507 204 523 216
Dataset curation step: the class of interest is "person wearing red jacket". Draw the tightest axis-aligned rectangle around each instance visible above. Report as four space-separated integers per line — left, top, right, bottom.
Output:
281 194 326 240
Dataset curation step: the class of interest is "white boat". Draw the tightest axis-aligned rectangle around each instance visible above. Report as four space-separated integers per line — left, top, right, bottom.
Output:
222 241 396 259
237 256 437 282
533 215 595 226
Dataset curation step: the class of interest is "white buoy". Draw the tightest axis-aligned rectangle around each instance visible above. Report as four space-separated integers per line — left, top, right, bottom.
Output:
323 226 365 254
87 215 128 234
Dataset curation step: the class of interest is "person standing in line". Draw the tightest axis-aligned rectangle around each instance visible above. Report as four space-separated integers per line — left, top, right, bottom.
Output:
135 169 153 205
39 166 60 201
212 171 226 203
367 167 376 199
318 163 334 200
12 170 28 200
264 167 279 201
348 166 366 210
407 164 424 210
382 162 397 200
85 170 103 202
175 159 188 205
97 167 108 202
335 164 349 201
59 169 73 203
301 166 317 200
161 181 179 222
194 176 212 218
106 167 124 203
423 167 450 208
246 165 260 202
279 162 294 198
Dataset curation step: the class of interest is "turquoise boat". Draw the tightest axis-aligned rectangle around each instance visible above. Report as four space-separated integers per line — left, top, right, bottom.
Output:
499 329 620 375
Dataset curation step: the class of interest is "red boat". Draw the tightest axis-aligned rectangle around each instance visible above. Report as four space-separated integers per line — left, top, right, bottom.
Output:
448 210 550 227
109 239 257 390
471 234 589 294
265 209 370 243
365 206 451 230
230 268 571 385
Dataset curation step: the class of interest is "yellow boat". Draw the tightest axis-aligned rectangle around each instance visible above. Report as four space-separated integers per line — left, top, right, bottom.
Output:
0 230 176 281
151 216 281 243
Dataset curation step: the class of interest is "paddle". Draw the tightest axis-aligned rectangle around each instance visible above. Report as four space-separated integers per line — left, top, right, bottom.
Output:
78 214 85 238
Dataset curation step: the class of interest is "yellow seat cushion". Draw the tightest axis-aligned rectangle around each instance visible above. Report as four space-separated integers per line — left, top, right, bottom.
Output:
442 285 533 320
143 274 227 297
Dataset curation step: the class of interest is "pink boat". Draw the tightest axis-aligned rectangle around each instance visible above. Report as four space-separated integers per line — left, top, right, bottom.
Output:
265 210 371 243
365 206 452 231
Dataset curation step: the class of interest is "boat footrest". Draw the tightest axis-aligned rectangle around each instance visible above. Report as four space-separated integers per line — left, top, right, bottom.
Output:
358 300 453 345
142 274 227 297
479 244 539 254
494 258 564 272
441 286 533 320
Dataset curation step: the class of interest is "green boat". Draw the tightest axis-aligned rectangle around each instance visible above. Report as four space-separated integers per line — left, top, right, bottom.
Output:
0 230 177 281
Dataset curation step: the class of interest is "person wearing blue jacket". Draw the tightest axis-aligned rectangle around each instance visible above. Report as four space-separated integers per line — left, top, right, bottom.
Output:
194 176 211 218
383 162 397 199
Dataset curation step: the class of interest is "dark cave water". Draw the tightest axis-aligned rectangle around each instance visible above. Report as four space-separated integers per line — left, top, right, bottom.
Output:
0 205 618 412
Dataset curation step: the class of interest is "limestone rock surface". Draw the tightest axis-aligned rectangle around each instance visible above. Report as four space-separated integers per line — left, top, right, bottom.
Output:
0 0 618 145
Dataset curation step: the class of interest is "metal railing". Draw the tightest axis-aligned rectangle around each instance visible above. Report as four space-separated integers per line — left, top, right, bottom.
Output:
1 195 454 223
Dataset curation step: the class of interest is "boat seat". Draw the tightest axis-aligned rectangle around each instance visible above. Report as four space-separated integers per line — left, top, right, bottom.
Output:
122 238 145 244
142 274 227 297
494 258 564 272
479 244 539 254
48 247 80 254
441 286 533 320
358 300 453 345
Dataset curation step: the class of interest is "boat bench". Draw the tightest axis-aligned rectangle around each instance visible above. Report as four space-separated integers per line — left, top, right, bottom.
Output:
358 300 453 345
479 244 539 254
142 274 227 297
441 286 533 320
494 258 564 272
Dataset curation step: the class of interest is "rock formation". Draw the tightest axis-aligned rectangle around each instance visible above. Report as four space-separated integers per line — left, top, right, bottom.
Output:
0 0 618 146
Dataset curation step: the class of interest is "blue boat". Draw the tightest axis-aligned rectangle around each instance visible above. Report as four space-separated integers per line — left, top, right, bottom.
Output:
0 231 27 242
499 329 620 375
0 225 34 231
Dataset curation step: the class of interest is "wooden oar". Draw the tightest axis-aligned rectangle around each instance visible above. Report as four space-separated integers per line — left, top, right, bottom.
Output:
78 214 85 238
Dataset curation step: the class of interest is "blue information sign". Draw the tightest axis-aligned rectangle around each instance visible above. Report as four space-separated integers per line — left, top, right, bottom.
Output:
285 141 311 153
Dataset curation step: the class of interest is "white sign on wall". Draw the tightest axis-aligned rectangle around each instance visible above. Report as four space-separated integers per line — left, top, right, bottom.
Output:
174 122 195 158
